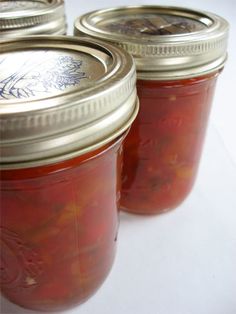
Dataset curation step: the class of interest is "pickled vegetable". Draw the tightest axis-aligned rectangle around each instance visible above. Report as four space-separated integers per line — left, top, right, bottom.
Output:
0 138 123 311
121 73 219 214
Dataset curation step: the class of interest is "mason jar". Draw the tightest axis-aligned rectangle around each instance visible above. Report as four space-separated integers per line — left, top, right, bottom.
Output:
0 36 138 311
74 5 229 214
0 0 67 38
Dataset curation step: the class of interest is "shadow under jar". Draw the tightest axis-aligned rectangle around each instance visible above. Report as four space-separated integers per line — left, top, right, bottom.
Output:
74 5 229 214
0 36 138 311
0 0 67 39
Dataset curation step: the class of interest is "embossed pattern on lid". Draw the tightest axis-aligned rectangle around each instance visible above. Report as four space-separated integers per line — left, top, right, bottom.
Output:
74 5 229 80
0 0 66 37
0 36 138 168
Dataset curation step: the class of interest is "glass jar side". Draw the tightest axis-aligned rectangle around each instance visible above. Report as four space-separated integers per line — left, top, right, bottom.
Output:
120 72 220 214
0 136 123 311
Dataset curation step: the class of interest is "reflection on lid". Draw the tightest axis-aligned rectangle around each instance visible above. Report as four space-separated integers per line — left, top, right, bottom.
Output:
0 51 87 100
0 0 46 12
99 14 206 36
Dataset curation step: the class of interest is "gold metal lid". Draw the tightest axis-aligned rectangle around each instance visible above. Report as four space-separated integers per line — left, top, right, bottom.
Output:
0 0 67 38
74 5 229 80
0 36 138 169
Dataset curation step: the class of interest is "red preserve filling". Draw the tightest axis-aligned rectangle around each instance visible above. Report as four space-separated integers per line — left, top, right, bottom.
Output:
0 137 123 311
121 72 219 214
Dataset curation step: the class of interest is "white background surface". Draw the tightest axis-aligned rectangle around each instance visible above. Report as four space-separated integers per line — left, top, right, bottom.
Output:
1 0 236 313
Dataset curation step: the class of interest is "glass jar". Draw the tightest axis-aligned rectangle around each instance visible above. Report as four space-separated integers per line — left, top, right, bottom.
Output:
0 36 138 311
0 0 67 38
74 5 229 214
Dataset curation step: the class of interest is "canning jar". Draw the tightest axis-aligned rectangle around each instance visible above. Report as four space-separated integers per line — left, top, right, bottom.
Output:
0 0 67 38
74 5 229 214
0 36 138 311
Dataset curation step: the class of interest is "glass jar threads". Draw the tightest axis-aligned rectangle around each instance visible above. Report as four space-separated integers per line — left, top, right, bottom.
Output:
0 0 67 38
74 5 229 214
0 36 138 311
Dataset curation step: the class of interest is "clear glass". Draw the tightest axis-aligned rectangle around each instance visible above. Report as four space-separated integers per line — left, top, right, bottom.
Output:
121 72 220 214
0 136 123 311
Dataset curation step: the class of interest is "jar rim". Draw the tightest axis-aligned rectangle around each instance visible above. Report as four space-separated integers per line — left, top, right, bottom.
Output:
0 36 138 168
74 5 229 79
0 0 66 37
